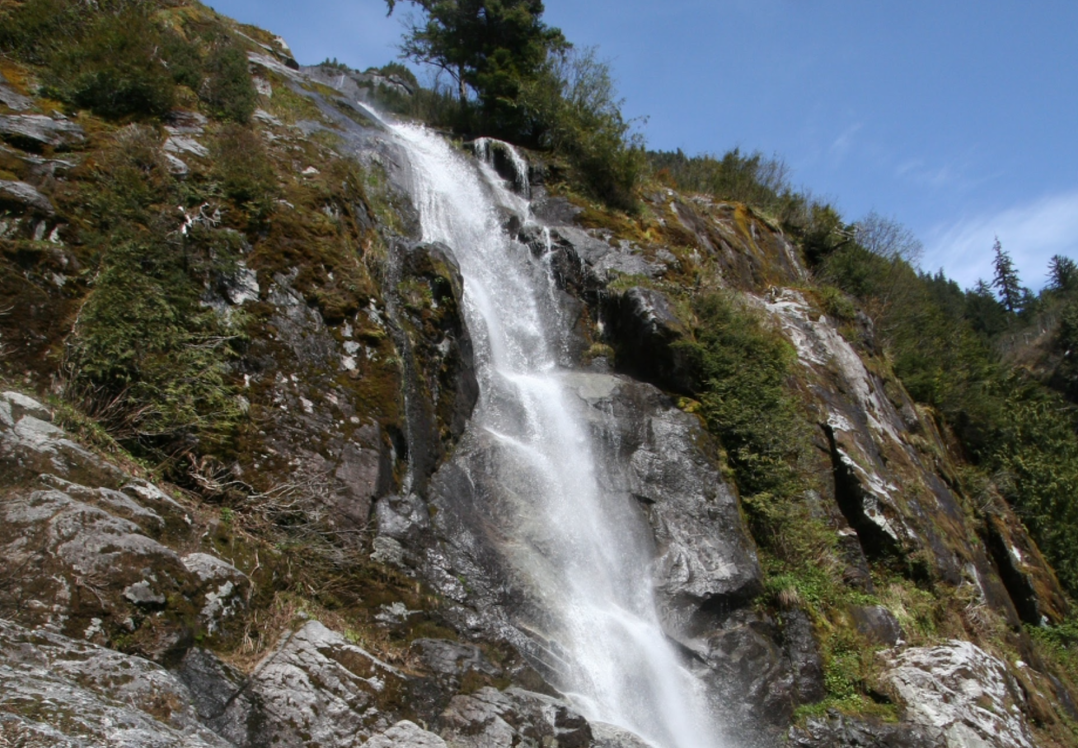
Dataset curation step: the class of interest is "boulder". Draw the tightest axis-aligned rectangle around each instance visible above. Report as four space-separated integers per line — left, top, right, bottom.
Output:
0 180 54 215
881 640 1037 748
0 391 243 661
0 618 230 748
439 687 593 748
0 487 201 660
362 721 448 748
0 114 85 151
238 620 408 748
849 604 904 647
181 553 249 634
789 710 941 748
0 390 123 489
0 73 32 111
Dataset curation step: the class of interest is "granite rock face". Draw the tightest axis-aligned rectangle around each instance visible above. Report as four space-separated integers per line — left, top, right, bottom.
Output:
0 619 231 748
881 641 1038 748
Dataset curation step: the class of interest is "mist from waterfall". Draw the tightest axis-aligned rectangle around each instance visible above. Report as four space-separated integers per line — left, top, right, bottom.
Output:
381 116 724 748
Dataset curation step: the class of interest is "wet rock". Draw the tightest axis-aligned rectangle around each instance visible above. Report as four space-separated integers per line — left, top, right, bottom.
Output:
412 638 499 680
0 618 230 747
0 114 85 151
881 640 1037 748
0 180 54 216
362 720 448 748
564 373 762 632
175 647 258 746
789 710 941 747
439 687 593 748
396 241 479 471
530 194 582 226
693 611 795 736
784 608 826 704
602 286 693 394
590 723 654 748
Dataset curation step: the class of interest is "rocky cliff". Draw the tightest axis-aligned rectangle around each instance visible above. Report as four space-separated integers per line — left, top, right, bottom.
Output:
1 3 1076 747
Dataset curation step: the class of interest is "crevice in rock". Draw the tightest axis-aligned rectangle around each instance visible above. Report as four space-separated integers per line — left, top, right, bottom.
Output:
982 517 1042 625
823 424 901 567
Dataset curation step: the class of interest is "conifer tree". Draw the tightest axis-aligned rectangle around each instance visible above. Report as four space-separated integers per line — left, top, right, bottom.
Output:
1048 254 1077 293
991 237 1022 313
384 0 566 124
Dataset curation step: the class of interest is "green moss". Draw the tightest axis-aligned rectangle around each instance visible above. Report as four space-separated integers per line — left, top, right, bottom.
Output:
264 80 326 125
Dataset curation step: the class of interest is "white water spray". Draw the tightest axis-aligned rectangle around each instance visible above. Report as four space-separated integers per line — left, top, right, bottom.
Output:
381 116 723 748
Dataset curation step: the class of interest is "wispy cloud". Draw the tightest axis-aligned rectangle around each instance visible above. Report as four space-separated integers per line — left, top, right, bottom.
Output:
924 190 1078 290
828 122 862 161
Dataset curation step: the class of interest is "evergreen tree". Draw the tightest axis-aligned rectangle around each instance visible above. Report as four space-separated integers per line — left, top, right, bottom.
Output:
385 0 566 138
961 279 1007 338
991 237 1023 313
1048 254 1077 293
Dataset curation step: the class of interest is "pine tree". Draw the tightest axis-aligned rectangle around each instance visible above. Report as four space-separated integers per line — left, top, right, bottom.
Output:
991 237 1022 313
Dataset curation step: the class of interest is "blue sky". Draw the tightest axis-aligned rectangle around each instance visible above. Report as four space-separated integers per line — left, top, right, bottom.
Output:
208 0 1078 291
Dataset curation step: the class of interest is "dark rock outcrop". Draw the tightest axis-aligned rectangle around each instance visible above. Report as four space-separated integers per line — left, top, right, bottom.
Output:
601 285 694 394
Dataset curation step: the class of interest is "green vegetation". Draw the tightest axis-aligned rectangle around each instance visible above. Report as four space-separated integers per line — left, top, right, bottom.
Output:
200 40 259 123
520 47 645 211
655 139 1078 606
211 123 277 217
383 0 643 209
57 126 247 457
0 0 256 124
674 291 803 497
43 7 181 119
817 235 1078 598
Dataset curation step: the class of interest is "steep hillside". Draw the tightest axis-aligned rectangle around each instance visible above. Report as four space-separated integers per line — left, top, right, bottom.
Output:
1 2 1076 747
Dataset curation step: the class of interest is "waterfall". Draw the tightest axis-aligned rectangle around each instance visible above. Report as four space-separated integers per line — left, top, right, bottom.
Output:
379 116 724 748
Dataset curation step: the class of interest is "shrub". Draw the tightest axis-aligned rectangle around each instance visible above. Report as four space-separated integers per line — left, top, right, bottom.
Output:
44 7 179 119
58 125 180 244
674 291 804 497
0 0 84 64
212 124 277 214
201 40 258 123
647 148 793 208
520 47 645 211
66 235 244 452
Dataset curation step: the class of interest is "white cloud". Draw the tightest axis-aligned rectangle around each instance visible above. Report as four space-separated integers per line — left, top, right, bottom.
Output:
924 190 1078 290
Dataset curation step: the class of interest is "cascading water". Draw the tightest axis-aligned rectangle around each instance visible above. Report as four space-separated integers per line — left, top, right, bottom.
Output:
376 112 724 748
